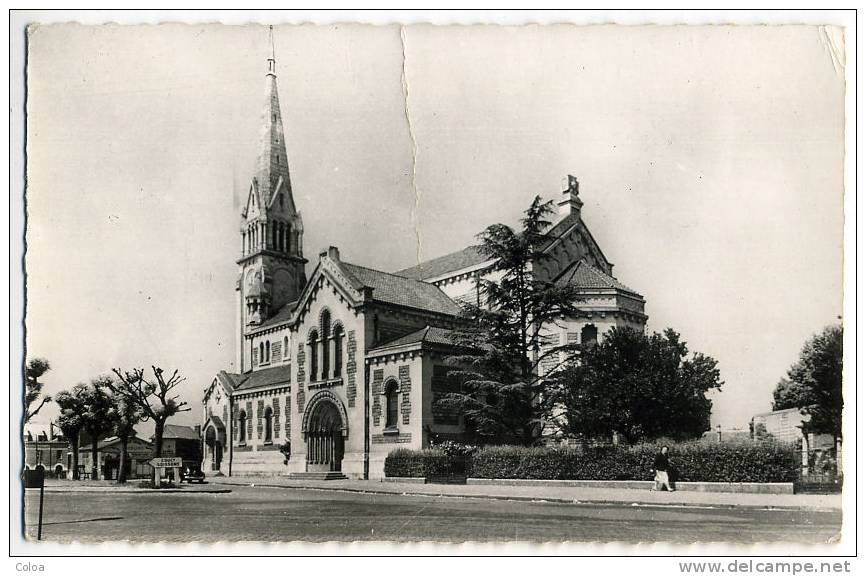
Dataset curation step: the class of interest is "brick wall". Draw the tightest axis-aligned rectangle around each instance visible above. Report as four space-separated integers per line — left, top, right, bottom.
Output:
284 395 291 438
245 401 253 442
539 333 560 374
372 432 412 444
372 369 383 426
346 330 357 407
297 342 306 413
232 404 238 441
257 400 264 439
399 364 411 425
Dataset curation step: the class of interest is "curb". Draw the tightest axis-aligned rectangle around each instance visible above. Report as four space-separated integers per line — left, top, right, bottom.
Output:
465 478 795 495
209 480 839 513
27 487 232 494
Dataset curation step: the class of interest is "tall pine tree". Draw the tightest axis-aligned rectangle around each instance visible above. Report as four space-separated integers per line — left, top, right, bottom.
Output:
441 197 580 445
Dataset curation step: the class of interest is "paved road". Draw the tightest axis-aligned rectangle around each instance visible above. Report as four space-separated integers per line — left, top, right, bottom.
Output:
23 485 841 544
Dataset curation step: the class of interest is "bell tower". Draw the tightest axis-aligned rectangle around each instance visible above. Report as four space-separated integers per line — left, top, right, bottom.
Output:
237 27 307 337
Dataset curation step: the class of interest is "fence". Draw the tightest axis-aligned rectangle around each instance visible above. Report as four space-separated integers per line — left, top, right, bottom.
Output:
796 444 842 493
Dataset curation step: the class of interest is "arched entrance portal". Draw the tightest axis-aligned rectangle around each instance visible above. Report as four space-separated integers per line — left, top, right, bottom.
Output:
204 425 223 472
306 401 344 472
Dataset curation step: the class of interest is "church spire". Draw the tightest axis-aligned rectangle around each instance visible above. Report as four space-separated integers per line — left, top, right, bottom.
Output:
255 25 294 214
238 27 306 329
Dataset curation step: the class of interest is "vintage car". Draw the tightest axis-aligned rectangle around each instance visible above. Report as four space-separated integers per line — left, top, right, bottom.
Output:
180 465 206 484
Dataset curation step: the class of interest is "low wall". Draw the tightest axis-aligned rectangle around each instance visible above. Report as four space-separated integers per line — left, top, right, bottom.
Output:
381 477 428 484
464 478 794 494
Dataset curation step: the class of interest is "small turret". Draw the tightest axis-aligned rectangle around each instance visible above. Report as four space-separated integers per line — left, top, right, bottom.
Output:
558 174 583 217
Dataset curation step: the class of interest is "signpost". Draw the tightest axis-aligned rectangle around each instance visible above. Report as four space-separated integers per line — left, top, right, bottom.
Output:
23 467 46 539
149 457 183 485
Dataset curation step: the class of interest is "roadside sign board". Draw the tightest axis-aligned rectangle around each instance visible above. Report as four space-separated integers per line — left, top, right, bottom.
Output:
149 457 183 469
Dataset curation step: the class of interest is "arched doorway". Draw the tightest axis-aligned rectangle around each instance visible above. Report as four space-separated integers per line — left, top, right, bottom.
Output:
306 400 344 472
204 426 223 472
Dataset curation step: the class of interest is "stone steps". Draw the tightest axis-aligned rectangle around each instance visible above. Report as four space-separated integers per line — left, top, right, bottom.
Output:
286 471 348 481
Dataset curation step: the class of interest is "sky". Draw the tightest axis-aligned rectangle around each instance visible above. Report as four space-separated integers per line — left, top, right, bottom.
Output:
23 23 845 434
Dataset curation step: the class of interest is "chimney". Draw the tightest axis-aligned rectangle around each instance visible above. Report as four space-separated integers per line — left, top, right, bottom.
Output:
320 246 341 261
558 174 583 217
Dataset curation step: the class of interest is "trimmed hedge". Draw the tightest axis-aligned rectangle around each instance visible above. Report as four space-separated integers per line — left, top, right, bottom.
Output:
386 442 799 483
384 448 466 478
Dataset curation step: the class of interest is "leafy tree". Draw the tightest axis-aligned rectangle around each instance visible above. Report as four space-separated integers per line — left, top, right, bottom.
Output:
106 394 142 484
551 327 723 443
772 377 811 411
55 384 88 480
109 366 190 457
771 325 843 441
24 358 52 424
79 376 115 480
442 197 581 445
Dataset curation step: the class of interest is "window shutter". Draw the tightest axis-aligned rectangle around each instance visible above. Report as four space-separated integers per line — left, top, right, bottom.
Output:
273 397 281 437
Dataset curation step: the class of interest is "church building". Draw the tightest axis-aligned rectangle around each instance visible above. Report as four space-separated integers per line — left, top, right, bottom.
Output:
201 51 647 480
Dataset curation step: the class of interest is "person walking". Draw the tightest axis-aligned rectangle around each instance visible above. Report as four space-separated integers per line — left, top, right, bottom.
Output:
652 445 675 491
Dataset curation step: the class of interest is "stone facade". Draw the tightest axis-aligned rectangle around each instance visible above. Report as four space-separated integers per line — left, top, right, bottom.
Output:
201 53 647 481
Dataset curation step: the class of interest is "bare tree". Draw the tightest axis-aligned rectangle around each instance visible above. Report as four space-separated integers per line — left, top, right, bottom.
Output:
24 358 52 424
106 393 142 484
109 366 190 457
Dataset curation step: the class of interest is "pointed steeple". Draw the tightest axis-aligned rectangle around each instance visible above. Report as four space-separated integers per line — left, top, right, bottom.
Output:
255 25 295 214
237 27 307 331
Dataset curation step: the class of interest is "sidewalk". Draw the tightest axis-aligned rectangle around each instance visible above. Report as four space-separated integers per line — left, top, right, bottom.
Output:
208 475 842 512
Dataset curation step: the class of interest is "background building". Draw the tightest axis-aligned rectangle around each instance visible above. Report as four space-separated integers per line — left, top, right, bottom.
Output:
23 423 69 477
72 435 155 480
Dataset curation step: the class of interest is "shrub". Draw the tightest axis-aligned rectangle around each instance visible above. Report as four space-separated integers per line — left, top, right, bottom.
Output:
432 440 478 457
384 448 467 478
385 441 799 483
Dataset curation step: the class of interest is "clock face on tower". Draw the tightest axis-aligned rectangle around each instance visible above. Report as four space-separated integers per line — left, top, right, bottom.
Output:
245 269 260 291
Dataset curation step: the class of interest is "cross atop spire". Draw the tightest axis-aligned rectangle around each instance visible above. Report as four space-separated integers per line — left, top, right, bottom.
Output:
267 25 276 76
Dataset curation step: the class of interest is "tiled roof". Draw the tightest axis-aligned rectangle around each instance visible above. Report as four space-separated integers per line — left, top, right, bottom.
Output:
234 364 292 393
371 325 457 350
216 371 242 392
97 436 153 450
555 259 640 296
161 425 200 441
339 262 461 316
257 300 299 330
394 245 491 281
393 214 587 281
